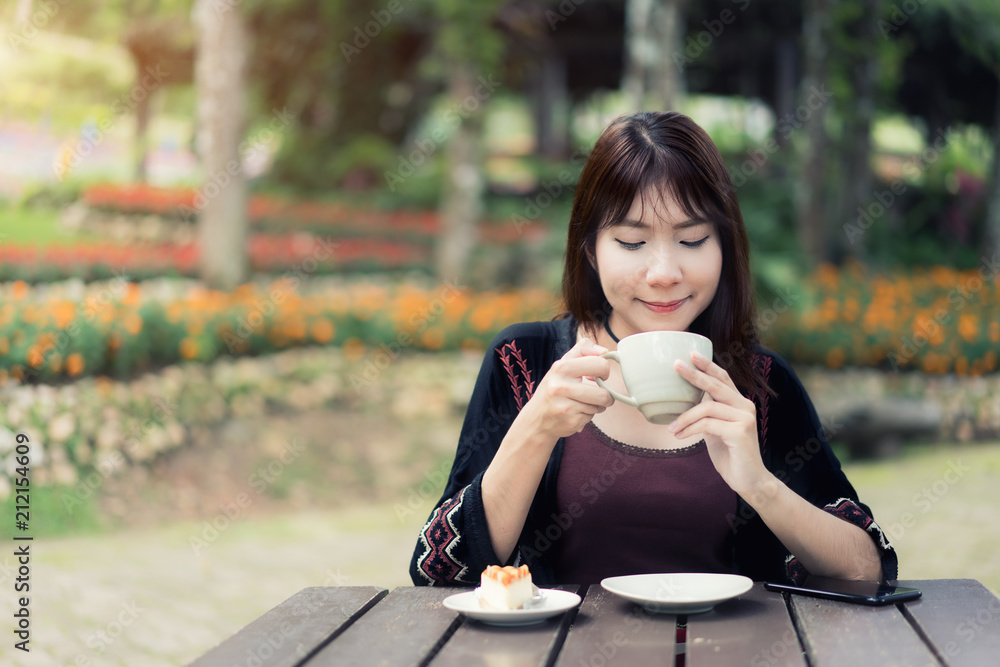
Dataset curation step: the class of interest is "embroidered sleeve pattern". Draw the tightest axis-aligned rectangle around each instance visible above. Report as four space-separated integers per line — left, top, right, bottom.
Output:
752 353 773 454
414 486 473 585
822 497 894 554
496 340 535 410
783 497 895 583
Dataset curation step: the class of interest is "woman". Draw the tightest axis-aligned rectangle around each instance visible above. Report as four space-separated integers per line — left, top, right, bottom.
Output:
410 111 896 586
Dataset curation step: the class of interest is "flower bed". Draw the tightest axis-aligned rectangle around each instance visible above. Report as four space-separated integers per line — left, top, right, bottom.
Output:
2 341 999 498
0 277 560 383
766 262 1000 375
0 234 430 283
81 183 546 243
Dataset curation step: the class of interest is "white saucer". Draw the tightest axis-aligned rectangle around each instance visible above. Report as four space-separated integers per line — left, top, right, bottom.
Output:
443 589 582 626
601 573 753 614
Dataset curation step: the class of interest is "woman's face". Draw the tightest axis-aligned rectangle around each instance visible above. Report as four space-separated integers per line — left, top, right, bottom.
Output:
593 189 722 339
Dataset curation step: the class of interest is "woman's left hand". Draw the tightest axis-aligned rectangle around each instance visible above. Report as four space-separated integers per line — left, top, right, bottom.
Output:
669 351 770 498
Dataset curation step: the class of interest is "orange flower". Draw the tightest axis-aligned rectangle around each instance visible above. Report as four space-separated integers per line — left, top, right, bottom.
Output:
0 336 8 355
958 314 979 343
311 319 335 344
180 337 199 360
26 345 45 368
342 337 366 361
123 283 141 306
53 301 76 329
125 313 143 335
166 302 185 323
990 321 1000 343
11 281 28 301
826 347 846 369
66 353 86 377
421 327 445 350
286 317 307 340
469 304 496 334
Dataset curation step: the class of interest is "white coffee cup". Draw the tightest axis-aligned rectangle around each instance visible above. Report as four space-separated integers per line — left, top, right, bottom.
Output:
594 331 713 425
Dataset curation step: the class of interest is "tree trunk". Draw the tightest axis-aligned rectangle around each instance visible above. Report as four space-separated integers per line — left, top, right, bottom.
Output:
652 0 684 111
623 0 685 111
133 59 151 183
532 54 570 159
435 65 484 284
986 71 1000 259
14 0 32 25
623 0 655 110
193 0 249 290
773 37 797 153
796 0 831 265
838 0 879 263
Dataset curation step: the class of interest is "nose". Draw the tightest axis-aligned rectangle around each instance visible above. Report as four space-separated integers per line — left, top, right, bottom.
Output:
646 248 682 286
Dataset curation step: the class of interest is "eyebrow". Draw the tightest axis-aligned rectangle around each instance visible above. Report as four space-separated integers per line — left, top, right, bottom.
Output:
614 218 711 230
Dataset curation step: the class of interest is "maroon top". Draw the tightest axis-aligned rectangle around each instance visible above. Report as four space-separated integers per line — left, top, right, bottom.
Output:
552 421 738 585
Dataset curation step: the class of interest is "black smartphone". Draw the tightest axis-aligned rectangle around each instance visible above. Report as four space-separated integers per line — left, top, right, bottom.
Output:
764 576 922 606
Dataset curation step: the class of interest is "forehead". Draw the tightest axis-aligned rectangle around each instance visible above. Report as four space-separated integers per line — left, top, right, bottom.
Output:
621 188 706 227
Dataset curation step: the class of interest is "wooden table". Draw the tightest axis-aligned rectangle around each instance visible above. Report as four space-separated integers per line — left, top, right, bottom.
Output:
188 579 1000 666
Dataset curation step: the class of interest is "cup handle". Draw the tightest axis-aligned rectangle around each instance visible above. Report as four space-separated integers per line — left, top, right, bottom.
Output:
594 351 638 407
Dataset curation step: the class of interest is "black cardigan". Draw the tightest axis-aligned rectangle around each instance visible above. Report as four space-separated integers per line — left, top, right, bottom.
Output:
410 318 897 586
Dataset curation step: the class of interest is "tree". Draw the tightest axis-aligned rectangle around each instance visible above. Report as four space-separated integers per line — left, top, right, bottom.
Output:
193 0 250 289
796 0 832 265
937 0 1000 257
428 0 505 284
623 0 686 111
830 0 882 264
247 1 433 192
123 18 195 182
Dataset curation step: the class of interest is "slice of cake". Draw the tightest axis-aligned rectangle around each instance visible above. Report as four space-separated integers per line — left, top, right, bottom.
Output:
479 565 533 610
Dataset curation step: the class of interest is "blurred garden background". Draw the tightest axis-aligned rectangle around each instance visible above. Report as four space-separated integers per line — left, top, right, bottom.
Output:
1 0 999 664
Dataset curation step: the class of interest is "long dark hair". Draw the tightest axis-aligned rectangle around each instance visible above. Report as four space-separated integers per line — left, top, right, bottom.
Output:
561 111 768 401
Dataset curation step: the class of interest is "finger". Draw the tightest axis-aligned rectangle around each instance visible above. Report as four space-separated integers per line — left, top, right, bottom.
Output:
669 401 749 437
674 358 739 402
564 355 611 381
689 351 739 392
571 382 616 408
565 337 608 360
673 416 744 442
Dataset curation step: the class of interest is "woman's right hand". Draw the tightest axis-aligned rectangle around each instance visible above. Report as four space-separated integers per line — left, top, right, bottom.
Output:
519 337 614 440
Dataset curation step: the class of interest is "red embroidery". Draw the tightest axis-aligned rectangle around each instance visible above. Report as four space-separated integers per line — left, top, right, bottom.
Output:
415 487 471 584
497 340 535 410
754 353 773 454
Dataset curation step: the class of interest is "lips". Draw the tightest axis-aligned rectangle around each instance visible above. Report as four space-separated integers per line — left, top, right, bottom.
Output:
639 297 688 314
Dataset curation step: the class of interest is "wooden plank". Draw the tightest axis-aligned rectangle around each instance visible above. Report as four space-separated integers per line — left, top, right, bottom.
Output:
188 586 387 667
790 589 938 667
555 585 677 666
307 586 462 667
686 583 806 667
431 585 581 667
898 578 1000 666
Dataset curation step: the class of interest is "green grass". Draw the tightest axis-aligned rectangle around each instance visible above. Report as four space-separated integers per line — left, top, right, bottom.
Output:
844 441 1000 596
0 484 106 539
0 204 82 246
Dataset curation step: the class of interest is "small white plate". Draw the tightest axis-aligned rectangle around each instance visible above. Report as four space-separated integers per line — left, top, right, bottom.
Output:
601 573 753 614
443 589 582 626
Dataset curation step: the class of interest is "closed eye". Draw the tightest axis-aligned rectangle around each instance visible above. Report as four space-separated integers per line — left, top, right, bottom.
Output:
681 236 710 248
615 239 645 250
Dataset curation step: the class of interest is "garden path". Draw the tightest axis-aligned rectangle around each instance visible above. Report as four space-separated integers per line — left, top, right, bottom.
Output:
0 503 427 666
